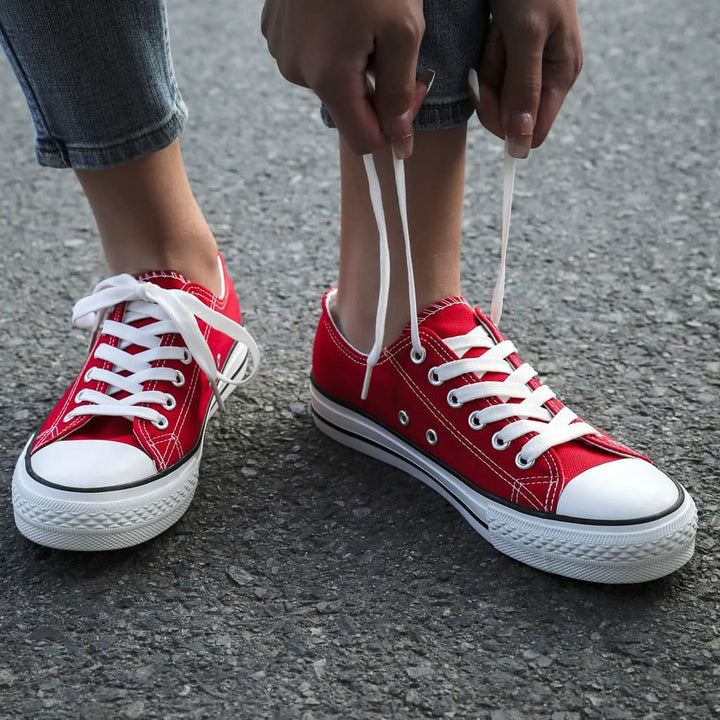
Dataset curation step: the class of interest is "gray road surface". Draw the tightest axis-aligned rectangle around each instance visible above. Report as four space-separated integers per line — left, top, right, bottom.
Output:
0 0 718 718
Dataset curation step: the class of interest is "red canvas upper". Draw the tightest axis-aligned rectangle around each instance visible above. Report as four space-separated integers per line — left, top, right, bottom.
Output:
312 291 649 515
32 256 242 471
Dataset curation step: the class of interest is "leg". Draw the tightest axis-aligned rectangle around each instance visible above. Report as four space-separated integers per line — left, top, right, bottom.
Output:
0 0 219 292
335 125 466 352
2 1 259 550
310 0 696 583
76 141 221 294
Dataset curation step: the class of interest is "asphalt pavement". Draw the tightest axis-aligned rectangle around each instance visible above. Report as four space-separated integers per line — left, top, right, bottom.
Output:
0 0 718 718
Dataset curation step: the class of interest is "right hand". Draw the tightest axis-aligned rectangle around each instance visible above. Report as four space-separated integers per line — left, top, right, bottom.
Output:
261 0 427 158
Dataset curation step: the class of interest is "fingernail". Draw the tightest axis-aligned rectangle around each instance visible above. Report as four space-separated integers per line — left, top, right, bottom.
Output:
382 110 414 159
382 109 412 140
418 68 436 93
392 133 414 160
507 112 534 159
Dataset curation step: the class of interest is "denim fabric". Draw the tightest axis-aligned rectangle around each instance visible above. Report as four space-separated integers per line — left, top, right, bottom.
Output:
0 0 186 169
322 0 490 131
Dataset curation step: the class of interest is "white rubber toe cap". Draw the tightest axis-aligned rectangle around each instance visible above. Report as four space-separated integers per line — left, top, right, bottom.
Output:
30 440 157 490
556 458 681 522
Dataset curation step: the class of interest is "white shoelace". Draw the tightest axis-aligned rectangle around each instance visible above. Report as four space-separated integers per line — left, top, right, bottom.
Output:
361 141 594 463
65 274 260 428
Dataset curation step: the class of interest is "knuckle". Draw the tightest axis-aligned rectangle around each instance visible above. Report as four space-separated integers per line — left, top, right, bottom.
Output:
278 63 304 87
514 12 546 43
573 47 584 78
390 13 425 48
518 79 543 107
310 65 343 101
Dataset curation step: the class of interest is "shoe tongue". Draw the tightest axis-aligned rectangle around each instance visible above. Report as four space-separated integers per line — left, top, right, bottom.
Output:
418 297 478 338
418 298 494 358
416 297 517 389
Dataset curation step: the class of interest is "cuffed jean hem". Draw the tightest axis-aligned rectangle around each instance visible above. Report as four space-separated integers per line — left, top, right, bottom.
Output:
34 97 188 170
414 97 475 131
320 95 474 135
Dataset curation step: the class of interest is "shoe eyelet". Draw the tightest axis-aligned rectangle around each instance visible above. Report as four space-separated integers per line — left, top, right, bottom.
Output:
468 412 485 431
172 371 185 387
426 429 438 446
447 390 462 408
515 453 535 470
491 432 509 451
152 415 169 430
428 367 443 386
62 413 75 424
410 347 427 364
164 395 177 411
180 349 192 365
84 369 93 383
74 391 86 404
398 410 410 426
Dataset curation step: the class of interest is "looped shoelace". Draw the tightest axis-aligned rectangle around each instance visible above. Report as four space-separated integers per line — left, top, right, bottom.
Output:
66 274 260 427
361 141 594 463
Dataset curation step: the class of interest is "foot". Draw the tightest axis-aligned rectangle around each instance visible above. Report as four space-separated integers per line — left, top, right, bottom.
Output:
12 254 259 551
311 290 697 583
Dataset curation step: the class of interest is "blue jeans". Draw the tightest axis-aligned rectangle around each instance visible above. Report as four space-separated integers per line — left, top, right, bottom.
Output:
0 0 488 170
0 0 186 169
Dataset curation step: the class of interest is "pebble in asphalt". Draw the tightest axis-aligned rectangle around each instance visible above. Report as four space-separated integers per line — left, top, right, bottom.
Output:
0 0 718 718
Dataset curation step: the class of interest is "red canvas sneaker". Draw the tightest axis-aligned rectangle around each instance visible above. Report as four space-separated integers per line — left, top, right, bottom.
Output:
12 254 259 551
311 291 697 583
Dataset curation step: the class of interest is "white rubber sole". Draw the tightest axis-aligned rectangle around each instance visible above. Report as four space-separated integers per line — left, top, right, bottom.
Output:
12 344 249 552
310 385 697 584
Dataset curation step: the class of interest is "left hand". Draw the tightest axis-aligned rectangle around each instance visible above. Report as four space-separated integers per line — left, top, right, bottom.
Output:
470 0 583 158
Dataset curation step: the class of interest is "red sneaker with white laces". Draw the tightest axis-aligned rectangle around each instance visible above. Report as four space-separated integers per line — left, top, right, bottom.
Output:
12 254 259 551
311 290 697 583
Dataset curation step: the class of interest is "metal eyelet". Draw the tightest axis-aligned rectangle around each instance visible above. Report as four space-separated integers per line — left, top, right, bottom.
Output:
398 410 410 426
152 415 169 430
180 349 192 365
84 369 93 383
164 395 177 411
447 390 462 408
491 432 509 451
172 371 185 387
410 347 427 364
426 429 438 446
468 412 485 431
515 453 536 470
74 391 86 404
62 413 75 424
428 367 443 386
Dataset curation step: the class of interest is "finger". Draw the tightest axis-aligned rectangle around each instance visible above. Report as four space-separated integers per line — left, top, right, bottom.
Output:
373 15 425 159
532 28 583 148
501 31 543 159
413 68 435 115
474 23 505 140
318 66 385 155
531 86 567 148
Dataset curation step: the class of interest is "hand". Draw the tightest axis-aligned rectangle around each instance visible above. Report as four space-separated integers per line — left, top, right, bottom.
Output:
469 0 583 158
261 0 429 158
